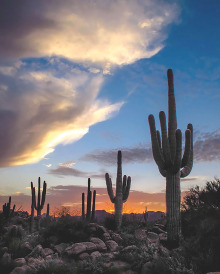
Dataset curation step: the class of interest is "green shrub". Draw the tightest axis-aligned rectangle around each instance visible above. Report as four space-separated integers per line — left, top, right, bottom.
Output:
40 216 91 246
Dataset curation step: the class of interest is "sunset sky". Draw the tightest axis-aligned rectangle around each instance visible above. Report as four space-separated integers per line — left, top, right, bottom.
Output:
0 0 219 214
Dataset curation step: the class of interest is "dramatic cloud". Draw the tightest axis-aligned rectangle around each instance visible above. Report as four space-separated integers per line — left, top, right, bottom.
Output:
194 130 220 162
80 144 153 165
0 0 179 68
0 66 123 166
49 165 106 179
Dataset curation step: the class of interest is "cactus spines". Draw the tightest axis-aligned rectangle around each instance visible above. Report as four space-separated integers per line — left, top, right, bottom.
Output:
31 177 47 230
2 196 15 219
105 150 131 230
82 178 96 222
148 69 193 247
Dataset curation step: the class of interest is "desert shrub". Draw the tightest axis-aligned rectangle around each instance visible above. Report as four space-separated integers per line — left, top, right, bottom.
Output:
40 216 91 246
181 178 220 274
104 214 117 231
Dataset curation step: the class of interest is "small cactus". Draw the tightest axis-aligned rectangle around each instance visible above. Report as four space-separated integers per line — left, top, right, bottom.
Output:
2 196 15 219
46 203 50 218
105 150 131 230
143 207 148 224
82 178 96 222
31 177 47 230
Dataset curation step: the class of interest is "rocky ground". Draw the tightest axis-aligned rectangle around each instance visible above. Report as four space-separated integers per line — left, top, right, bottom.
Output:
0 217 195 274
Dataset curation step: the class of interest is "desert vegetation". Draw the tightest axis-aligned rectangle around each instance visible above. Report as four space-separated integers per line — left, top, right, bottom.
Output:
0 70 218 273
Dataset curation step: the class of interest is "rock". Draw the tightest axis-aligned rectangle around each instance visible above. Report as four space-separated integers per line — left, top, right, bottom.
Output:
65 241 97 257
97 225 108 234
45 255 52 260
27 257 45 270
105 240 118 252
13 258 26 267
135 229 147 240
159 233 167 242
152 226 166 234
1 252 12 265
147 232 159 244
141 261 153 274
111 232 123 243
20 242 33 257
10 265 33 274
107 260 130 271
154 223 166 230
83 242 97 252
26 244 45 258
103 232 111 241
90 237 107 252
91 251 101 261
43 248 53 256
102 252 115 260
54 243 69 255
122 245 138 252
79 252 90 260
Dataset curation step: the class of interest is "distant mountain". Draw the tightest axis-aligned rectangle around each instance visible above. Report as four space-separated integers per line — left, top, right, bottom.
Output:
94 210 165 223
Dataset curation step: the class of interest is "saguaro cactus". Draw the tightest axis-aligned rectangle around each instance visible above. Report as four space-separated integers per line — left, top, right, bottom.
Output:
30 182 36 232
31 177 47 230
148 69 193 247
82 178 96 222
105 150 131 230
3 196 15 219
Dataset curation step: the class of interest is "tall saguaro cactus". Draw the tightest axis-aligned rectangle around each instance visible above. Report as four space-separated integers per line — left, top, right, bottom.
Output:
3 196 15 219
30 182 36 232
31 177 47 230
105 150 131 230
82 178 96 222
148 69 193 247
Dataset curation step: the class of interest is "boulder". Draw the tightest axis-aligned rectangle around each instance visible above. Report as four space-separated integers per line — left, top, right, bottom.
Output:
43 248 53 256
141 261 153 274
13 258 26 267
90 237 107 252
111 232 123 243
10 265 33 274
103 232 111 241
54 243 69 255
122 245 138 252
135 229 147 240
105 240 118 252
152 226 166 234
65 243 87 256
79 252 90 260
26 257 45 270
26 244 45 258
83 242 97 252
91 251 101 261
20 242 33 257
147 232 159 245
1 252 12 265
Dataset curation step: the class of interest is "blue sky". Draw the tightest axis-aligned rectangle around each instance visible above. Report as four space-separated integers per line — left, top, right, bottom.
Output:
0 0 219 213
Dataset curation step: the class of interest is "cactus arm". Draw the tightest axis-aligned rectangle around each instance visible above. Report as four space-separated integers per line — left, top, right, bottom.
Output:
181 124 193 178
116 151 122 197
37 177 41 209
40 181 46 210
172 129 182 173
156 130 162 150
122 175 127 194
167 69 177 161
181 129 191 167
32 187 37 210
82 192 85 219
123 176 131 202
91 190 96 221
159 111 172 166
158 167 167 177
105 173 115 203
148 114 165 169
86 190 92 220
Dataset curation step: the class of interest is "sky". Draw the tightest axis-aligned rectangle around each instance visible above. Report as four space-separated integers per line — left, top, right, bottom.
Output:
0 0 219 214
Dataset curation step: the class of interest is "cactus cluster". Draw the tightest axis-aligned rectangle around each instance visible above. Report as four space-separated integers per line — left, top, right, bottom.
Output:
148 69 193 247
105 150 131 230
31 177 47 231
2 196 15 219
82 178 96 222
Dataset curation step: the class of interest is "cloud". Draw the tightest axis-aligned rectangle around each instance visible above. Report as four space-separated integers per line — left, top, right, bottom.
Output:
194 130 220 162
0 66 123 166
80 144 153 165
80 129 220 166
49 165 105 179
0 0 179 68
